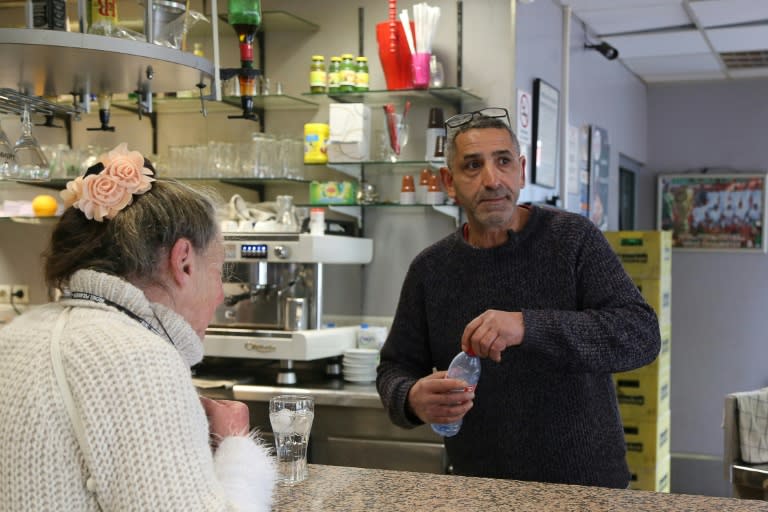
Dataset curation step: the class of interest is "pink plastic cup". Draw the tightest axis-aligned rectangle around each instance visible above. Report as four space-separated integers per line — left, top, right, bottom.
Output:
411 52 431 89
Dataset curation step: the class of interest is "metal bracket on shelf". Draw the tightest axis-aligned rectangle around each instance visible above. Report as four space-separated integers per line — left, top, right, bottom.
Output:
325 163 362 181
328 205 363 228
432 205 461 227
136 66 154 118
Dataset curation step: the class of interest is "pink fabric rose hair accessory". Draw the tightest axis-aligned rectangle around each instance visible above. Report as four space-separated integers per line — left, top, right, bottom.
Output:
60 143 156 222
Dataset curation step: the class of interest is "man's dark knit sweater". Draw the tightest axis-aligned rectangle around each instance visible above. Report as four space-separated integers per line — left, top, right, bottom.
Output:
376 205 661 488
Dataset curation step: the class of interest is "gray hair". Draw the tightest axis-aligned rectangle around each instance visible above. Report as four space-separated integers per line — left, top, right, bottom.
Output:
444 116 521 171
44 180 222 290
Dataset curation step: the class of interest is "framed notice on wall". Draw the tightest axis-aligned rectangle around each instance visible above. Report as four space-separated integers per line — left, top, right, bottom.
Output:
530 78 560 188
657 173 767 252
588 126 610 231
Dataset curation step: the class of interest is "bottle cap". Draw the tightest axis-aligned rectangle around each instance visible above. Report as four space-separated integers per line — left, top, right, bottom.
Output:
360 323 369 328
419 168 431 185
312 55 325 60
465 348 476 357
331 56 341 61
341 53 354 59
356 56 368 62
428 107 444 128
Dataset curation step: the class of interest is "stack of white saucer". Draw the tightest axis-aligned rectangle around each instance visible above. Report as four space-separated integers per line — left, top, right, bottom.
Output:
342 348 379 383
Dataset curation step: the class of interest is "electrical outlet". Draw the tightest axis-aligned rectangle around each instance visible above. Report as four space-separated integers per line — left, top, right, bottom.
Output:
0 285 10 304
11 285 29 304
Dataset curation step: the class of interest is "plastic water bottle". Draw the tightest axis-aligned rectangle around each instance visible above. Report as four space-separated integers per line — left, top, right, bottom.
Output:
431 349 481 437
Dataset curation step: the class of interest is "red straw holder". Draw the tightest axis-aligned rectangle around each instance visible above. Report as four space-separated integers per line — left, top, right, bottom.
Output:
376 21 415 90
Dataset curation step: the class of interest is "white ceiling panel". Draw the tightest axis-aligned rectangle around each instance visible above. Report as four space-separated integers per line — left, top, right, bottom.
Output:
621 53 722 75
576 4 691 36
727 67 768 79
553 0 768 83
707 25 768 52
689 0 768 29
603 30 709 58
561 0 682 8
641 70 727 82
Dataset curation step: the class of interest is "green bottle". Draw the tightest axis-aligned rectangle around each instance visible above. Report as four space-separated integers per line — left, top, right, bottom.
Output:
227 0 261 65
228 0 261 117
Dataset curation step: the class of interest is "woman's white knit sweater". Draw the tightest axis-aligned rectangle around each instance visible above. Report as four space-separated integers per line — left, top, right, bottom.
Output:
0 270 276 511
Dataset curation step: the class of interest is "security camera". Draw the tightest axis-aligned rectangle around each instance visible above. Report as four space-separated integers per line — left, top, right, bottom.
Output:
585 42 619 61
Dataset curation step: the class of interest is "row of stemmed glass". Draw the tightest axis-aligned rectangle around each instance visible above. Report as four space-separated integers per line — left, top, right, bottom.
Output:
0 104 50 180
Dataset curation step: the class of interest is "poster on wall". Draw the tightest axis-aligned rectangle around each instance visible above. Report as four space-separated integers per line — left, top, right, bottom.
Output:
657 174 767 252
578 125 590 217
588 125 610 230
531 78 560 188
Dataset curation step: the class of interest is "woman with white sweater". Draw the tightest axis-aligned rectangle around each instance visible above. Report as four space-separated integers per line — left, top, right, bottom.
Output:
0 143 277 511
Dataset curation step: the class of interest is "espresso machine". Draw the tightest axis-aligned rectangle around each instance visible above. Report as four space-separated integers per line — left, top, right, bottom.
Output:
204 233 373 384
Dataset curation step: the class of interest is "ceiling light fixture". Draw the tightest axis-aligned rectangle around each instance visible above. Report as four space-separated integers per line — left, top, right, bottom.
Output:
585 42 619 61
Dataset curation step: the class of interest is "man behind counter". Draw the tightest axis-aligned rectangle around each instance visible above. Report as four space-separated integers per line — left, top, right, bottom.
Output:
376 107 661 488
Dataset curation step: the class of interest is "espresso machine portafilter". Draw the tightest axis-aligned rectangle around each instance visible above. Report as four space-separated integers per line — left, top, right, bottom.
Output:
205 233 373 384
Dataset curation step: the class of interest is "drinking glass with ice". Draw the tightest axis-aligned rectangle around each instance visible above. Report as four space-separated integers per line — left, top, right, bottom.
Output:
268 395 315 484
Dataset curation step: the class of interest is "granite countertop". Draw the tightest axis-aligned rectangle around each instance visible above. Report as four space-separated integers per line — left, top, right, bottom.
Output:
273 465 767 511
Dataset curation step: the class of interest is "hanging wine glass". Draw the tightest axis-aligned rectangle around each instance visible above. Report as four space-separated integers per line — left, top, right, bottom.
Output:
13 104 49 181
0 117 15 179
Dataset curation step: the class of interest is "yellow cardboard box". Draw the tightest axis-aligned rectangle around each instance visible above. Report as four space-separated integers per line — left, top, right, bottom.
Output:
660 325 670 357
628 455 671 492
614 366 670 420
604 231 672 280
624 410 671 466
631 349 671 378
633 276 671 330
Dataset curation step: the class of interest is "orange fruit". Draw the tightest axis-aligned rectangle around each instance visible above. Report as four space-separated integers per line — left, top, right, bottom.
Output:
32 194 59 217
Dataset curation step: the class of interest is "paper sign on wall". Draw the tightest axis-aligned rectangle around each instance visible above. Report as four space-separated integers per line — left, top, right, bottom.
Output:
516 89 532 146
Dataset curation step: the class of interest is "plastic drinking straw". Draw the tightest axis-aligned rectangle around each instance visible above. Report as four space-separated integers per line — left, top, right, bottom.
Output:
399 9 415 55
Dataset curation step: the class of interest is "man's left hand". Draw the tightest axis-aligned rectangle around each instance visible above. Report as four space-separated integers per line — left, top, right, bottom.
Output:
461 309 524 362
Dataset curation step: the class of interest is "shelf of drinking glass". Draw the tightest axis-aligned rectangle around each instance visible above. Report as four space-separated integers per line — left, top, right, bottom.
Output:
310 160 445 181
301 87 482 107
0 204 461 226
298 203 461 226
7 176 313 192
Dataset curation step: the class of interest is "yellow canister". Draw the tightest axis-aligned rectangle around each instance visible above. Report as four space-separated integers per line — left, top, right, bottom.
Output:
304 123 330 164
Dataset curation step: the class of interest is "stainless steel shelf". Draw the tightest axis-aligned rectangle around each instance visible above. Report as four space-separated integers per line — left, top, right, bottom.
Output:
0 28 214 96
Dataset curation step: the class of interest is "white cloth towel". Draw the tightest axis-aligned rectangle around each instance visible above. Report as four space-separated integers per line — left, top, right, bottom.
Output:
734 387 768 463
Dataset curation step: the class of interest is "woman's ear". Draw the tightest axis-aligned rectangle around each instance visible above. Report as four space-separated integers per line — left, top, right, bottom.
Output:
168 238 194 286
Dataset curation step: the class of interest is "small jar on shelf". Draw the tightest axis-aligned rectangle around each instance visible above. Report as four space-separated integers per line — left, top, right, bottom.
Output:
309 55 327 93
354 57 369 92
328 56 342 93
339 54 356 93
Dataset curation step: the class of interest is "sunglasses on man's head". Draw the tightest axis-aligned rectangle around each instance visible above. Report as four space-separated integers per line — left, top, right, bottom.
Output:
444 107 511 130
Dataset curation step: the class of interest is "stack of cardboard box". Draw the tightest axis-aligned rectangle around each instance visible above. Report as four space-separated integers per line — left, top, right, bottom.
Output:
604 231 672 492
